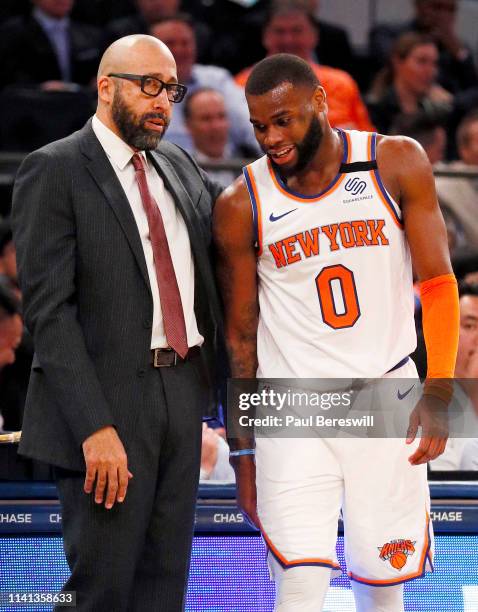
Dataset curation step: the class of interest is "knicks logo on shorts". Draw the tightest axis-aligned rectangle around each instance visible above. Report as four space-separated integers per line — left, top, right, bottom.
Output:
377 539 416 570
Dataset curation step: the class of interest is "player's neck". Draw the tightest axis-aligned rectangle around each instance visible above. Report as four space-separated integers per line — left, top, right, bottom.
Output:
285 126 343 196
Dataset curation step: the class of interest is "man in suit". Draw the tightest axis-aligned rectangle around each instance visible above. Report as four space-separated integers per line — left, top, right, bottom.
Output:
11 34 224 611
0 0 102 89
104 0 212 65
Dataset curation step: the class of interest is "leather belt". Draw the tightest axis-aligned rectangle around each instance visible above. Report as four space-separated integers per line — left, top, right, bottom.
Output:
151 346 200 367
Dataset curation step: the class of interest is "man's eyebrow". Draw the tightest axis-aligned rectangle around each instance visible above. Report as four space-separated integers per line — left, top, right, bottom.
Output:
270 110 291 119
250 110 291 124
145 73 179 83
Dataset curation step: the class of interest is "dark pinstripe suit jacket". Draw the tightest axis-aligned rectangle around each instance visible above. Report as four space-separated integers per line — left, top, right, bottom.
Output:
11 119 224 471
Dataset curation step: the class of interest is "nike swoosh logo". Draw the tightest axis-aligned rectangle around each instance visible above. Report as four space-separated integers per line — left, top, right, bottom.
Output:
397 385 415 400
269 209 297 222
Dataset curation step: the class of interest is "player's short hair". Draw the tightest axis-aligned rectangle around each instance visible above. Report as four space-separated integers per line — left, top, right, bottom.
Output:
245 53 320 97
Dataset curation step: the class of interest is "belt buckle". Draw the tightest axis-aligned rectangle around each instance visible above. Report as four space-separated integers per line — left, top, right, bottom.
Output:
153 348 177 367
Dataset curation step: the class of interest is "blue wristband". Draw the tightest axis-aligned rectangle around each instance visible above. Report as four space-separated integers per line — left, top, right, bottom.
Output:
229 448 255 457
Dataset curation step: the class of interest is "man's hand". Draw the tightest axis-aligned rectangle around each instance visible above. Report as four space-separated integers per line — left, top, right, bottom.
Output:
231 455 259 529
406 394 449 465
82 425 133 509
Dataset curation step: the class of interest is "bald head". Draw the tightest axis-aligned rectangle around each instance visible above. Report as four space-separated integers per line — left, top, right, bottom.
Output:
98 34 175 80
96 34 179 150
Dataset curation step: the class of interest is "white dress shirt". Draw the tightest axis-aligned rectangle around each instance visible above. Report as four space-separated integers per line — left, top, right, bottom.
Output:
92 115 203 349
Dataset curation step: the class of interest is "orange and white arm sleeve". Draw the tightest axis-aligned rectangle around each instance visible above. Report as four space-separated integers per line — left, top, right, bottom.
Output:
419 273 459 403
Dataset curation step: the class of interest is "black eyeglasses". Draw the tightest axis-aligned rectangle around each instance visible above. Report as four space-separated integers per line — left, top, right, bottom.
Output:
108 73 188 103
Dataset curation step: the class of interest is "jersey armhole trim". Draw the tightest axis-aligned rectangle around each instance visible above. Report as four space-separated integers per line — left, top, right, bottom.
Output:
243 165 263 256
369 132 404 230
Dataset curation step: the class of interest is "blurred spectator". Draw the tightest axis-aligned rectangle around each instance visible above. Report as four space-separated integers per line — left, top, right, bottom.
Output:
455 283 478 378
435 110 478 249
367 32 452 134
0 282 21 370
390 112 447 164
453 249 478 285
0 221 33 432
430 282 478 469
457 283 478 469
105 0 212 64
235 2 374 131
389 113 469 254
196 0 356 78
184 88 243 188
0 219 19 296
200 423 235 482
185 0 270 75
369 0 477 95
456 109 478 166
0 0 102 91
280 0 356 77
0 282 22 432
150 14 259 155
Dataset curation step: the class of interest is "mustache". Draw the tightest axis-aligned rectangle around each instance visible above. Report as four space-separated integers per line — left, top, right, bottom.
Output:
141 112 170 126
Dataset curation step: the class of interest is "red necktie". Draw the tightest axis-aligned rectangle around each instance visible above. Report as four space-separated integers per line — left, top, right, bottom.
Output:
131 152 189 358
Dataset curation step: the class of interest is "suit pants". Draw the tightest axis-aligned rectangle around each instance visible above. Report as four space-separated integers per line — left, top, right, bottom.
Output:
53 356 205 612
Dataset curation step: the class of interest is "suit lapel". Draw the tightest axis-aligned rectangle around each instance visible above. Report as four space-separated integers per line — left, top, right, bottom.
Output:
79 121 151 293
148 151 208 264
149 151 222 326
149 152 199 233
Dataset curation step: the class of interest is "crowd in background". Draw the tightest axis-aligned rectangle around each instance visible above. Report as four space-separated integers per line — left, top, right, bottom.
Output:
0 0 478 476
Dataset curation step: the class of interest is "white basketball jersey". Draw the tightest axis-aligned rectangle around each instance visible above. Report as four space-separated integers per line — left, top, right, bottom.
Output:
243 129 416 378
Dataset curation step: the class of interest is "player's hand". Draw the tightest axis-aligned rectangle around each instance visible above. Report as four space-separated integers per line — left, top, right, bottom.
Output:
231 455 260 529
82 425 133 509
406 394 449 465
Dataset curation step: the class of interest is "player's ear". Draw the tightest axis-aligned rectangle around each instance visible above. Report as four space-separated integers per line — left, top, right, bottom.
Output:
313 86 327 113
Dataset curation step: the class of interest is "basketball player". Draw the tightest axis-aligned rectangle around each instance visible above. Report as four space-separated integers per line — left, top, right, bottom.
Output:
213 54 459 611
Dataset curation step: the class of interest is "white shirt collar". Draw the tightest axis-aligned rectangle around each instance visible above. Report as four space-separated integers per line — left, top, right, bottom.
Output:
92 115 148 171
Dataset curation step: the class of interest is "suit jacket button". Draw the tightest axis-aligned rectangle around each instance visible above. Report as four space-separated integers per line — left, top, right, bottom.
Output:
137 368 146 378
143 318 152 329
